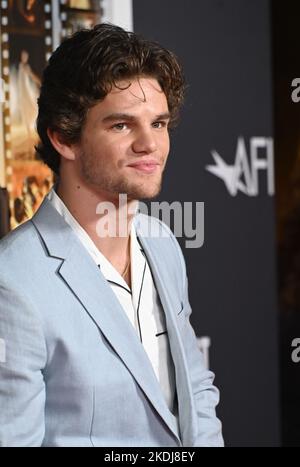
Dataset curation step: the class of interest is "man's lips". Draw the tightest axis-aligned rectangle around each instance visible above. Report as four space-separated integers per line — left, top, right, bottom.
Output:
127 160 161 174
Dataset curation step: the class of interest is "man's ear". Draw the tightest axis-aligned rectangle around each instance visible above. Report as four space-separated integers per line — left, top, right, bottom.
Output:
47 128 76 161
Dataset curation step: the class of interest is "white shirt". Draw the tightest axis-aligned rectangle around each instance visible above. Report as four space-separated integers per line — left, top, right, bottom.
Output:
47 188 177 416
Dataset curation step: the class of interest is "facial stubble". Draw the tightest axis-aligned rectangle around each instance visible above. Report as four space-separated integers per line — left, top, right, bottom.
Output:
79 150 165 201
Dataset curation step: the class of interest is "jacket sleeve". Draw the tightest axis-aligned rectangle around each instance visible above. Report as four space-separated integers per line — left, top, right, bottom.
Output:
0 277 47 446
173 238 224 447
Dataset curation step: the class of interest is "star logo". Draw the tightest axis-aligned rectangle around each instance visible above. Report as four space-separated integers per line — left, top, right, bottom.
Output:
205 137 274 197
206 150 249 196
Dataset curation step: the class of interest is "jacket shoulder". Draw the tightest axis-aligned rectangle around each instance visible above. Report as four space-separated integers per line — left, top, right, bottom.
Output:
0 220 41 271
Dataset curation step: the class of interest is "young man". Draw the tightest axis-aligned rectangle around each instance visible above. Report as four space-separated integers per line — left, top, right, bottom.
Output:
0 24 223 447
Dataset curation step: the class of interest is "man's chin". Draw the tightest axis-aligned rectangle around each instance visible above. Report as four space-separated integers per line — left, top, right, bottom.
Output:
125 186 162 201
86 177 162 201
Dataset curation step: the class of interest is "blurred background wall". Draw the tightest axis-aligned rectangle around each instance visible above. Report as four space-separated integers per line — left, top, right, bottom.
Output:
272 0 300 447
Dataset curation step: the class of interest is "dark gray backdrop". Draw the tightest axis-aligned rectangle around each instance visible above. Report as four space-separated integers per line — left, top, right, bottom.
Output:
133 0 280 446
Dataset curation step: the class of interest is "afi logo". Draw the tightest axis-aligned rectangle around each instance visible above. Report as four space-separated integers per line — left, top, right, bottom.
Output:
206 137 274 196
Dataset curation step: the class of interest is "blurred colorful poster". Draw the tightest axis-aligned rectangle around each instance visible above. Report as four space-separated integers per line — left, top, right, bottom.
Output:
61 0 102 37
0 0 54 229
9 160 52 228
9 34 43 160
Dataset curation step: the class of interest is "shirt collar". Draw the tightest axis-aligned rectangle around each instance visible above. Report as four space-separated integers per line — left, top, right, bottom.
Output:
46 186 143 290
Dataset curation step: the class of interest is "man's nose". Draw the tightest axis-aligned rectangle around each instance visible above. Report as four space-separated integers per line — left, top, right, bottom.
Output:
132 128 157 154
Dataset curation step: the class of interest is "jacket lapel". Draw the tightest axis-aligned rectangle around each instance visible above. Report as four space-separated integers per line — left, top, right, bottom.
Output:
31 198 180 443
135 217 198 446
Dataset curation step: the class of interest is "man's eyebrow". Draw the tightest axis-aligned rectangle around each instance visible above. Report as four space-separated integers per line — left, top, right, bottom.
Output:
101 112 171 123
155 112 171 120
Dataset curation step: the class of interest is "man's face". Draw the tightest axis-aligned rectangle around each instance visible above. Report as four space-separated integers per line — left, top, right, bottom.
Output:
73 76 171 200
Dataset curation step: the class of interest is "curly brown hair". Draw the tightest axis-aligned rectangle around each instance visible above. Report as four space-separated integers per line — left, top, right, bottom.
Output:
36 23 185 175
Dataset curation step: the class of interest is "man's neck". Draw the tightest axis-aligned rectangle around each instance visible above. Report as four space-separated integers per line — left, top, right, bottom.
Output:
56 180 138 277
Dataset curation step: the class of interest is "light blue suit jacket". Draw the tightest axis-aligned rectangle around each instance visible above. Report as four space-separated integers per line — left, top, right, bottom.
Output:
0 197 223 447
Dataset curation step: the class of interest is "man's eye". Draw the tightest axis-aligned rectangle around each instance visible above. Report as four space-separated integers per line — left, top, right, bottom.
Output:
152 121 167 129
112 123 127 131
